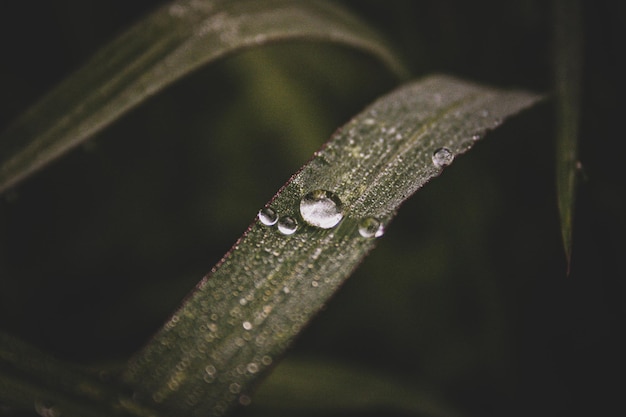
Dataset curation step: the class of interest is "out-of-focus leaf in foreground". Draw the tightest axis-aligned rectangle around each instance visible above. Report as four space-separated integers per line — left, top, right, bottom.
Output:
0 332 156 417
554 0 583 268
122 75 542 417
0 0 406 194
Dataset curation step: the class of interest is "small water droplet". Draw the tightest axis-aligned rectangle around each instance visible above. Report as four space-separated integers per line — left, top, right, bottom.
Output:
432 148 454 168
358 217 385 238
247 362 259 373
239 394 252 406
277 216 298 235
242 321 252 330
229 383 241 394
205 365 217 376
34 401 60 417
258 207 278 226
299 190 343 229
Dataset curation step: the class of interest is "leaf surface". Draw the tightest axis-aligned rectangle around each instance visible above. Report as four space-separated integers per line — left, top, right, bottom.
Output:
122 75 542 417
554 0 583 267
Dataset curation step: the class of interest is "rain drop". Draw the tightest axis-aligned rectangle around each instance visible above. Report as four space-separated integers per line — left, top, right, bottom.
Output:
258 207 278 226
432 147 454 168
299 190 343 229
358 217 385 238
277 216 298 235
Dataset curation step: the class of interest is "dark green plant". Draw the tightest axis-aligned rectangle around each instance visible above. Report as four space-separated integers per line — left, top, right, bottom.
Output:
1 1 623 416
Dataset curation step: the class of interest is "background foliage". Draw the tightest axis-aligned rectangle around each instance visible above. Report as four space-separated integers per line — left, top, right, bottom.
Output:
0 0 623 416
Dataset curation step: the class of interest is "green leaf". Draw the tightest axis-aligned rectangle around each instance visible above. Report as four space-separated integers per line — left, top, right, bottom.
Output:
554 0 583 268
0 0 406 194
121 75 542 417
0 332 157 417
247 356 465 416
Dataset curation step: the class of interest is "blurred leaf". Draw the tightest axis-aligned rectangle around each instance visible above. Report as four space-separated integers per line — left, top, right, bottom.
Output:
0 332 156 417
554 0 583 268
122 75 541 417
245 356 464 416
0 0 407 194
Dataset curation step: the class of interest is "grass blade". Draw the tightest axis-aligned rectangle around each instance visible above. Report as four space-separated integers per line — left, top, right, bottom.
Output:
554 0 583 268
122 75 542 417
0 332 157 417
0 0 406 194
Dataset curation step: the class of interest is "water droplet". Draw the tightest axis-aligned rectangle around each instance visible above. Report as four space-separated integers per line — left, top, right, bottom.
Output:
205 365 217 376
299 190 343 229
239 394 252 406
277 216 298 235
247 362 259 373
358 217 385 238
258 207 278 226
432 148 454 168
242 321 252 330
34 401 60 417
229 383 241 394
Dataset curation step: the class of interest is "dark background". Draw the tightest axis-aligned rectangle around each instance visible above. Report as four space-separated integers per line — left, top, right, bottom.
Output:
0 1 624 416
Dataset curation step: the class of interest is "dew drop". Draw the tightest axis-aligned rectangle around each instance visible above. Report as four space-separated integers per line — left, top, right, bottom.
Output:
258 207 278 226
358 217 385 238
247 362 259 373
34 401 60 417
299 190 343 229
277 216 298 235
432 147 454 168
205 365 217 376
242 321 252 330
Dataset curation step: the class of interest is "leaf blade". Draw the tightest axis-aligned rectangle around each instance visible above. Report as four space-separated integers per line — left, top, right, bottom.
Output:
122 75 542 416
554 0 583 268
0 0 406 194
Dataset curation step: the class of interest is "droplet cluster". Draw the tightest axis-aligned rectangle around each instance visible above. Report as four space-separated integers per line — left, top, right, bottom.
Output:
258 190 386 238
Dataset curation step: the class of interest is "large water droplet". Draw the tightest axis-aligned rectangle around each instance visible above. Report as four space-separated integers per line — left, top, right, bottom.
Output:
432 147 454 168
358 217 385 238
277 216 298 235
258 207 278 226
299 190 343 229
